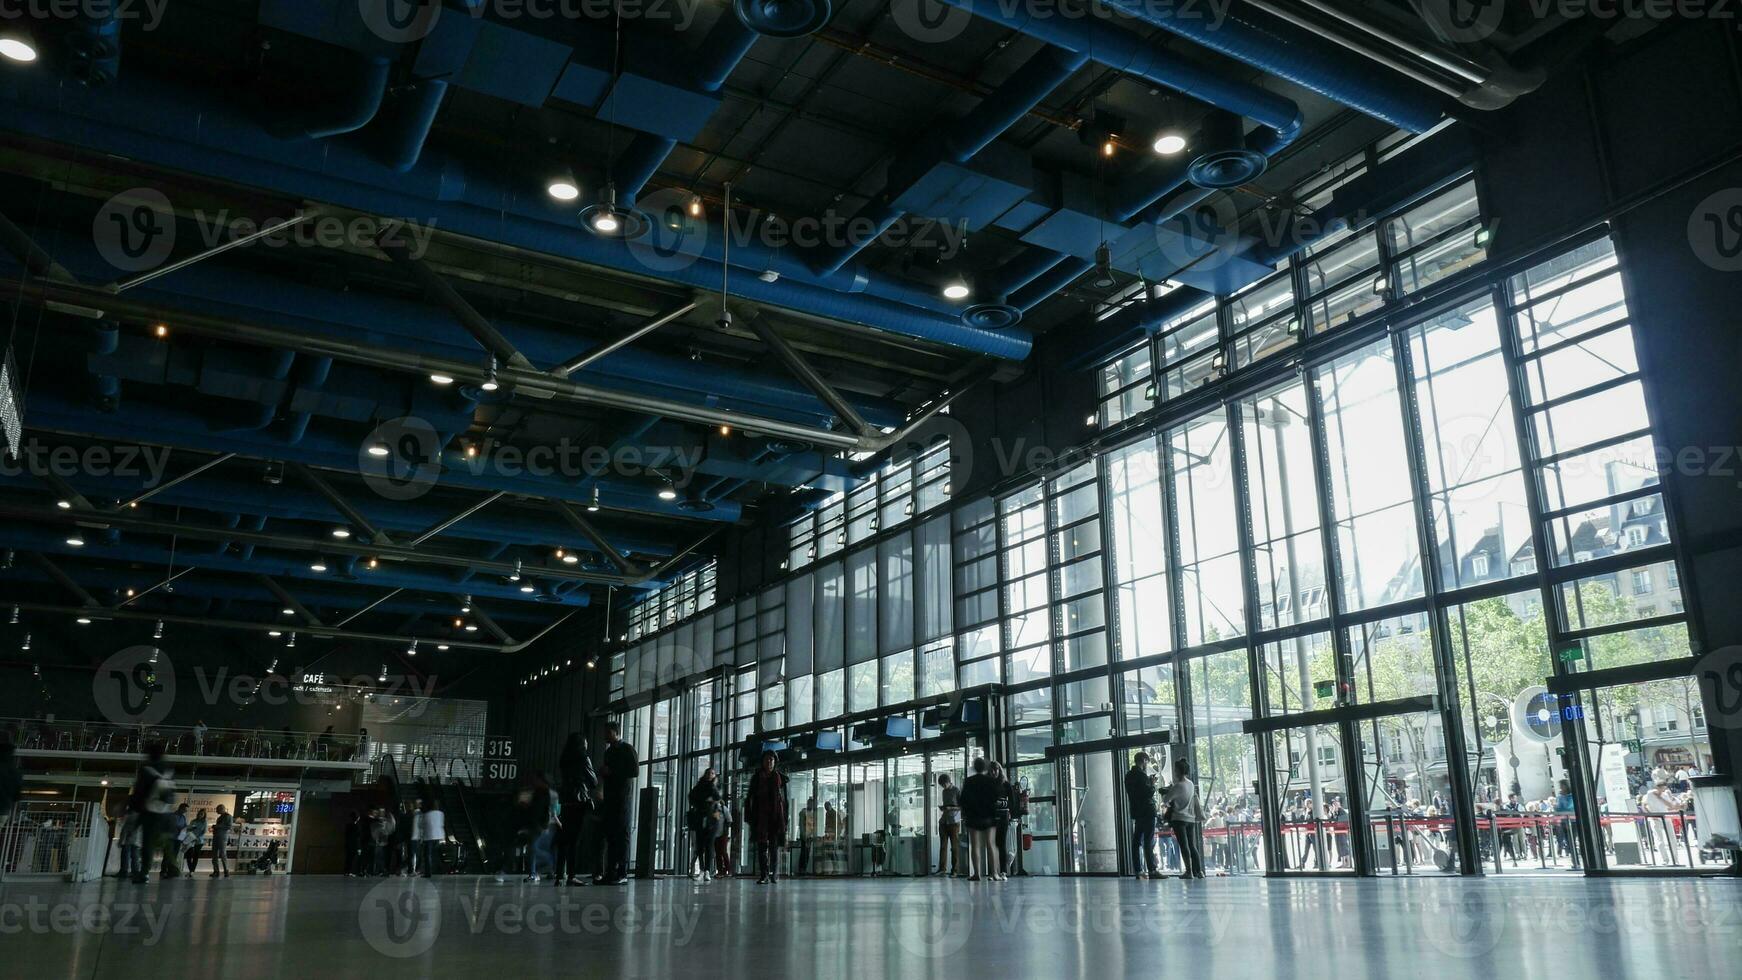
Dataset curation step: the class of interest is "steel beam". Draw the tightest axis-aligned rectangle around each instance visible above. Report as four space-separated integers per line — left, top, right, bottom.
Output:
407 491 505 548
257 574 324 627
120 451 237 510
293 464 394 546
551 301 699 378
745 311 876 437
0 598 575 652
554 500 642 578
381 243 536 372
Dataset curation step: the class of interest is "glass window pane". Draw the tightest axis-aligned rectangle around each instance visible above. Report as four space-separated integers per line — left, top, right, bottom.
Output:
1242 380 1327 630
1317 338 1424 612
1346 611 1438 704
1170 409 1246 645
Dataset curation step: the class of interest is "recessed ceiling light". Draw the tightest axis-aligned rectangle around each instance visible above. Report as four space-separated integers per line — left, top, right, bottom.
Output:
367 443 390 457
519 585 535 593
941 280 971 301
310 562 328 573
463 623 478 632
658 484 678 501
55 499 71 510
76 616 92 625
282 608 295 616
0 36 38 63
437 644 450 651
331 527 351 539
66 535 85 547
1152 132 1188 155
547 177 581 202
429 373 455 385
561 553 579 565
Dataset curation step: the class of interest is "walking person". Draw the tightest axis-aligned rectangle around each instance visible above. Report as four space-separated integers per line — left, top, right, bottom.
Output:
960 758 998 881
556 733 598 886
116 810 140 880
1125 752 1161 878
184 808 208 875
525 771 559 883
989 761 1013 881
715 796 736 878
746 751 788 884
797 797 819 876
596 722 637 885
936 773 961 877
395 800 416 875
689 768 723 881
210 804 232 878
370 806 395 876
1163 758 1205 879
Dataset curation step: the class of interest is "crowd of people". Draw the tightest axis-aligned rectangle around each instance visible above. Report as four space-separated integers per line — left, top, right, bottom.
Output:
342 795 446 877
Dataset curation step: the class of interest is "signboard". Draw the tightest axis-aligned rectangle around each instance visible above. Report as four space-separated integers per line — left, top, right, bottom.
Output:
483 737 517 783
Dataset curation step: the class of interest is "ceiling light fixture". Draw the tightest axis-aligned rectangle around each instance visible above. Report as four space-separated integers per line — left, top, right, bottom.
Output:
586 486 601 513
268 630 282 637
1152 132 1188 155
153 620 164 640
546 167 581 202
1092 242 1117 289
657 477 678 501
0 34 39 63
367 442 390 458
461 595 472 614
331 527 351 539
437 644 450 651
310 561 328 573
580 182 647 238
463 623 478 632
519 584 535 594
21 633 30 651
152 322 169 339
479 356 501 392
509 559 522 581
56 499 72 510
429 372 455 385
688 194 703 218
76 616 92 625
66 534 86 547
941 278 971 301
562 552 579 565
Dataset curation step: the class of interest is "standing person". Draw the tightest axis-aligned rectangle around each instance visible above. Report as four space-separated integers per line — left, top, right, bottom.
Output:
116 810 140 880
192 720 208 756
596 722 638 885
127 746 176 883
746 750 788 884
407 798 425 876
989 762 1013 881
935 773 961 877
370 806 395 876
210 804 232 878
960 758 998 882
162 803 189 879
1125 752 1160 879
184 808 208 875
524 772 559 883
556 733 598 886
343 811 363 877
1162 758 1205 879
797 797 819 877
688 768 723 881
417 798 445 878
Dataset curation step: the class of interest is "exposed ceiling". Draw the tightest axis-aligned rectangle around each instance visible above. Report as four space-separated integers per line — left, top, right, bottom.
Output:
0 0 1611 668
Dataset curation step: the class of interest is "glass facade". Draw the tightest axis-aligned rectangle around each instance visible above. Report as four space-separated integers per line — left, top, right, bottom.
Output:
585 175 1704 877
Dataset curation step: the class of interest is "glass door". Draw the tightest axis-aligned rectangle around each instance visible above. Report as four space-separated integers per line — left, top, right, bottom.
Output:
1268 724 1354 872
886 754 927 875
1356 711 1463 875
1059 750 1120 873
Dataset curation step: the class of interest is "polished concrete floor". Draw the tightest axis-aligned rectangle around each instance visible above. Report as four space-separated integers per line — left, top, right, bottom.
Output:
3 872 1737 978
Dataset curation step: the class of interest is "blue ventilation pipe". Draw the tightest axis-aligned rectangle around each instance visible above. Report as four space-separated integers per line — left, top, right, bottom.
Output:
613 14 758 202
0 70 1032 358
282 55 393 140
810 44 1091 278
0 526 586 606
375 78 451 173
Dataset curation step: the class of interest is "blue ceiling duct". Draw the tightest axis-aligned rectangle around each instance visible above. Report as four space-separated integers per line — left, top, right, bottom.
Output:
0 238 909 432
0 72 1032 360
0 526 584 606
374 78 452 173
614 14 758 202
278 54 392 140
16 387 746 522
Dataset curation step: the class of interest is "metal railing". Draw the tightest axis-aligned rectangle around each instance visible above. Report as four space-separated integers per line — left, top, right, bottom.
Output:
4 717 365 762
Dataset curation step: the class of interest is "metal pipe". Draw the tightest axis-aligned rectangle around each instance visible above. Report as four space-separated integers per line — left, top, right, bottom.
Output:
1236 0 1466 97
381 243 536 371
116 566 196 606
109 212 319 293
554 501 643 578
293 464 394 546
552 301 698 378
0 597 574 652
407 491 506 548
1289 0 1488 83
119 452 237 509
334 587 404 627
745 311 876 437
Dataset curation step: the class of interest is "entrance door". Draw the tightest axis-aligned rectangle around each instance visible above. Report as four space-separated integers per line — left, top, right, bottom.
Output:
886 754 927 875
